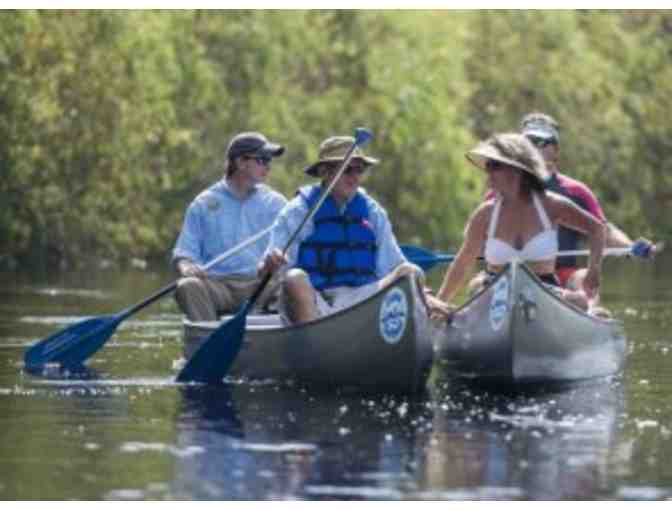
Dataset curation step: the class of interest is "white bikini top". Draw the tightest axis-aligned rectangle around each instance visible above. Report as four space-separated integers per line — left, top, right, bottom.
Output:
484 193 558 266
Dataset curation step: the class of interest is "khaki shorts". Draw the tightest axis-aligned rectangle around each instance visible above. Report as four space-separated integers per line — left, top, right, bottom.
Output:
278 279 383 324
175 273 282 322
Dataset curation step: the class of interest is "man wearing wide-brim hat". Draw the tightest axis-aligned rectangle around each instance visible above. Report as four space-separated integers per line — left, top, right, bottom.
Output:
172 131 288 355
259 135 422 324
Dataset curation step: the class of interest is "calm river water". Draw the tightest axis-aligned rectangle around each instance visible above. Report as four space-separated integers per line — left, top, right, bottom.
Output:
1 254 671 500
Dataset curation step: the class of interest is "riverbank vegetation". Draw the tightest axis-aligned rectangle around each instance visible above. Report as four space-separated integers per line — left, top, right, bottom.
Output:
1 10 669 270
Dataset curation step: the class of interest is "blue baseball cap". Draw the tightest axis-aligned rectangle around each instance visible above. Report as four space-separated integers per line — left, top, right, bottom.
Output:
226 132 285 160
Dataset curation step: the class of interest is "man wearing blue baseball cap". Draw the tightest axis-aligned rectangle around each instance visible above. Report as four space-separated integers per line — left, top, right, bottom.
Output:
172 132 287 349
520 112 655 292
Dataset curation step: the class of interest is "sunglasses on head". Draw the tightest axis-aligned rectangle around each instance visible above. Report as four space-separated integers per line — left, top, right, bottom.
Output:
243 154 272 166
526 135 557 149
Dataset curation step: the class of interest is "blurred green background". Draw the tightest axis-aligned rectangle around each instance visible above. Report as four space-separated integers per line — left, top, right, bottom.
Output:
1 10 669 270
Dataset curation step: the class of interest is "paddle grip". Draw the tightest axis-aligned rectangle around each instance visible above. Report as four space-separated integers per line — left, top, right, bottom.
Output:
631 240 652 258
354 127 373 146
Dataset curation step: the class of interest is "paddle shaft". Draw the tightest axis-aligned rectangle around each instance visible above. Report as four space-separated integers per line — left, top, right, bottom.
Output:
555 247 631 258
491 247 635 266
425 247 634 266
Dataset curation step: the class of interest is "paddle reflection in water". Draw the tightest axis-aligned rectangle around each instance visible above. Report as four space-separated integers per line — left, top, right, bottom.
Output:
171 383 434 500
420 378 626 500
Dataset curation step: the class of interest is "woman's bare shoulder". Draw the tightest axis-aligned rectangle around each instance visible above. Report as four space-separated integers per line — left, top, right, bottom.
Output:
467 200 495 233
474 198 495 218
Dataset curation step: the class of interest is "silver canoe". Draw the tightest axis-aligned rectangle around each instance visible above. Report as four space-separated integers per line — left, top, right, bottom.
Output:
183 273 434 394
434 261 628 383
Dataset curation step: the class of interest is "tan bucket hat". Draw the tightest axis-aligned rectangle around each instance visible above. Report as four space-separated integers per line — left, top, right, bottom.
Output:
466 133 549 183
304 136 379 177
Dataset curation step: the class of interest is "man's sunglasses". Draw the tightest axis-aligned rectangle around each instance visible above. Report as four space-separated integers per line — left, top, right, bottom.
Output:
345 163 367 176
243 154 272 166
325 162 367 176
485 159 509 172
526 135 557 149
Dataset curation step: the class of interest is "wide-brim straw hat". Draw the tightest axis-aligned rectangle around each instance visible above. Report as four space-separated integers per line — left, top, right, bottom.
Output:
465 133 549 183
304 136 379 177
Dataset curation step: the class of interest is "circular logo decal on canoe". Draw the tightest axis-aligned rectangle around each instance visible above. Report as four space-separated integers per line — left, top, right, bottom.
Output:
489 275 509 331
379 287 408 345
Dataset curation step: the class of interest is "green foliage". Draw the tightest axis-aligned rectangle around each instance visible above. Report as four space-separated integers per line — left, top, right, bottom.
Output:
463 10 672 240
0 10 669 269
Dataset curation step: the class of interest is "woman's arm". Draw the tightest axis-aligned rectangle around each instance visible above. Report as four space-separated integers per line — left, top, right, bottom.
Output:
548 193 606 297
434 204 489 304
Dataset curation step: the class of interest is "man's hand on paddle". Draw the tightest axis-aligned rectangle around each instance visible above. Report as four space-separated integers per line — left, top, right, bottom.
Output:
258 248 287 278
631 238 663 259
177 259 207 279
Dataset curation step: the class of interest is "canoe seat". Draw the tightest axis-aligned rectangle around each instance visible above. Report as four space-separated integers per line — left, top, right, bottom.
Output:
185 314 285 331
226 314 284 327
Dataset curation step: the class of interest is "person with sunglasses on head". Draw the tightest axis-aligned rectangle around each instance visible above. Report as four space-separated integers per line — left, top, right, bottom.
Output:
518 112 656 295
426 133 608 320
172 132 287 349
258 135 422 325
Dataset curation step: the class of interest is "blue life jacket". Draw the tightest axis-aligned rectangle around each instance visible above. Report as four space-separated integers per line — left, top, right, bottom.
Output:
297 185 378 290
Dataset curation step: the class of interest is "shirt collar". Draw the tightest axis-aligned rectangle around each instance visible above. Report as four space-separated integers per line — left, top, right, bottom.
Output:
221 178 258 200
323 185 359 214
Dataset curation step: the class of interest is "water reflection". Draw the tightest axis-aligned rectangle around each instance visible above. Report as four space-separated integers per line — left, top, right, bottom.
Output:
23 362 101 380
169 378 627 500
177 385 243 438
420 378 625 500
171 384 435 500
2 259 672 500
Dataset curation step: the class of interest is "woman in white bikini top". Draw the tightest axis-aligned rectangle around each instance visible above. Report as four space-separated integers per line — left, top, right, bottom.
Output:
425 133 607 317
484 192 559 284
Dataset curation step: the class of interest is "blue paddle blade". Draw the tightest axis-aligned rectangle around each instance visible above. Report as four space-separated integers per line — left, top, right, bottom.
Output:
23 314 123 370
176 303 250 384
354 127 373 146
400 244 455 272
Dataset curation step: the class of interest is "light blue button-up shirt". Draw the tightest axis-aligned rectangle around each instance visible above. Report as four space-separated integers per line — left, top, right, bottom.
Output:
265 186 407 279
172 180 287 277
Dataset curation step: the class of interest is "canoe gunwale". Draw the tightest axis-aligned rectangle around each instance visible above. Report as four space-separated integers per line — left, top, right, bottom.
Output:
515 262 623 327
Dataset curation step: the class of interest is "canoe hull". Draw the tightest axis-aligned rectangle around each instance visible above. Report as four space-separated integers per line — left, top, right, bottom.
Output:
435 262 627 383
184 274 433 394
